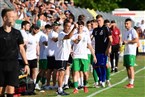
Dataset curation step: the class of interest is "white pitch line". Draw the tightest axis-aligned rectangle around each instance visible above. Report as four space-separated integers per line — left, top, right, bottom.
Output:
89 68 126 80
87 67 145 97
111 68 126 76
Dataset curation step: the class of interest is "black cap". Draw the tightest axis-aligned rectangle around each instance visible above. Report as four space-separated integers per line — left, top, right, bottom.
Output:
64 10 71 14
52 21 61 26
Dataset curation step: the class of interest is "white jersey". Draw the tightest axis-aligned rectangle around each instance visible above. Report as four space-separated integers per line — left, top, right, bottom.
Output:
55 31 72 61
123 28 138 55
35 31 43 42
26 33 38 60
18 30 29 60
47 30 58 56
20 29 28 42
72 32 91 59
39 33 48 59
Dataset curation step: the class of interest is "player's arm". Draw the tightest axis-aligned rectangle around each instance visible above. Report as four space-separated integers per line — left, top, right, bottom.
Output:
105 35 112 56
123 30 138 44
63 24 77 39
51 37 58 42
87 43 97 64
124 37 138 44
72 35 81 44
36 42 40 57
42 41 48 46
19 44 29 74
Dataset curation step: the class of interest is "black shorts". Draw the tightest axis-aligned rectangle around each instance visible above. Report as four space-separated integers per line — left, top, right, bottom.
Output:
28 59 37 69
67 55 72 65
0 61 19 87
47 56 56 69
55 60 67 71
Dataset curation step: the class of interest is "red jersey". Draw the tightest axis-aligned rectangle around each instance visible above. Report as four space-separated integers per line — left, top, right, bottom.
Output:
111 27 120 45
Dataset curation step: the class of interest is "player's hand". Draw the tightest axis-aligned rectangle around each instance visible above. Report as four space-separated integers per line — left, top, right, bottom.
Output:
105 49 110 56
78 35 82 40
93 56 97 64
74 23 78 29
24 65 30 75
123 40 128 44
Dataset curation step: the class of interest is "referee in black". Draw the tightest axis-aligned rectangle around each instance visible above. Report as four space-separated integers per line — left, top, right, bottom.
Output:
0 8 29 97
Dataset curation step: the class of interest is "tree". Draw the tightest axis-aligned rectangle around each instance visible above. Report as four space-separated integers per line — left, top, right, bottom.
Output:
118 0 145 10
73 0 121 12
73 0 145 11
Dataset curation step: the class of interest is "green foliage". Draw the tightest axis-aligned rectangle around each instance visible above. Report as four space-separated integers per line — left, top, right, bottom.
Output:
118 0 145 10
73 0 145 11
73 0 120 12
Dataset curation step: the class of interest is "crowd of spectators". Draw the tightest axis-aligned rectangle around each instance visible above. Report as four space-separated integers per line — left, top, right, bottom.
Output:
10 0 74 31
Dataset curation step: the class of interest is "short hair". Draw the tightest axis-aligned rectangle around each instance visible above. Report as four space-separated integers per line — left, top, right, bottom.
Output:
77 20 84 26
31 24 39 30
104 19 110 24
96 14 103 19
21 21 30 29
78 14 85 21
91 19 97 23
38 13 44 18
69 14 75 22
86 20 92 25
1 8 14 18
45 24 52 29
125 18 132 22
63 19 71 27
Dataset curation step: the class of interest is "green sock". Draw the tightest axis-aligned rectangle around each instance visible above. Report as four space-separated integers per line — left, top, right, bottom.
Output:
74 82 78 88
106 67 110 80
93 69 98 82
41 77 46 85
36 75 41 84
84 80 88 86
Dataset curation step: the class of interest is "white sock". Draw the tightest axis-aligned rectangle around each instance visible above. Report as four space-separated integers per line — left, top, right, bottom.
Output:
78 78 81 86
80 77 84 86
58 87 63 93
95 82 98 85
64 75 69 85
99 81 102 84
129 79 134 84
102 82 105 87
33 79 36 84
106 80 110 82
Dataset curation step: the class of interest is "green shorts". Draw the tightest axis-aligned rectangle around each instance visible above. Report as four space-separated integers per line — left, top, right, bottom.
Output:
88 54 93 65
123 55 136 67
72 58 89 72
39 59 47 69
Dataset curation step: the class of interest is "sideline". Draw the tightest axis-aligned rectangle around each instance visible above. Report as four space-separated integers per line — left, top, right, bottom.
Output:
87 67 145 97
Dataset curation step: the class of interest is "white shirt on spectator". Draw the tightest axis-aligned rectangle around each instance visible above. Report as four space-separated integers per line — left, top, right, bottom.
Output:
18 29 29 59
35 31 43 42
47 30 58 56
55 31 72 60
26 33 38 60
39 32 48 59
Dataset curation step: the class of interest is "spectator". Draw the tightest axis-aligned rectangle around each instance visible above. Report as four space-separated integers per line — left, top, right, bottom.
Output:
110 20 121 72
